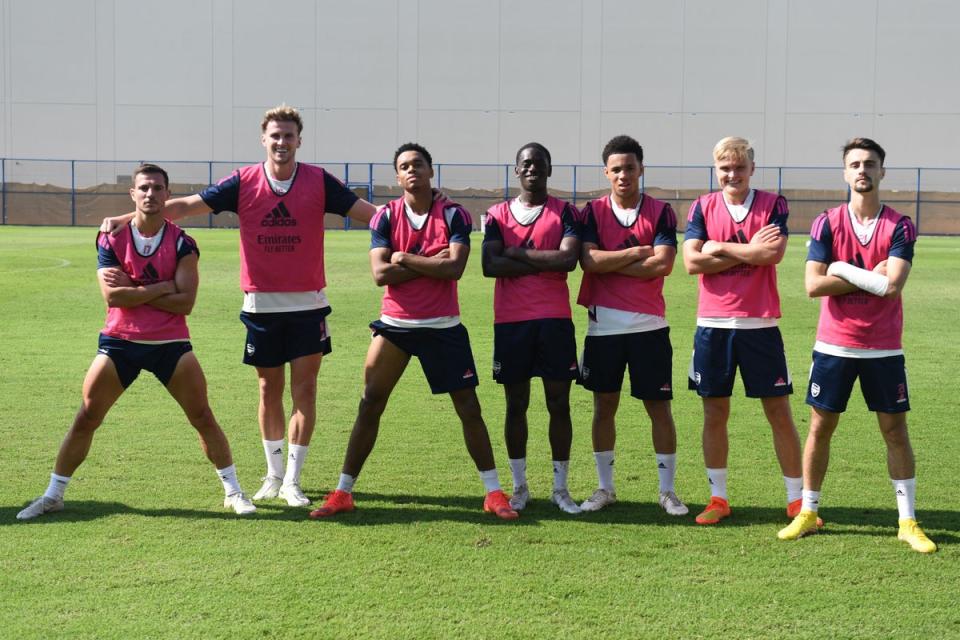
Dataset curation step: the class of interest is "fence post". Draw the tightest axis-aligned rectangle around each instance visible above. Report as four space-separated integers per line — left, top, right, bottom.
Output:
572 165 578 206
778 166 783 195
1 158 6 225
915 168 922 234
208 160 214 229
344 163 351 230
71 160 77 226
503 164 509 200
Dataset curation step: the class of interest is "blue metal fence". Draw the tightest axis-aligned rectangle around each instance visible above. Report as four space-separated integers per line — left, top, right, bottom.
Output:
2 158 958 234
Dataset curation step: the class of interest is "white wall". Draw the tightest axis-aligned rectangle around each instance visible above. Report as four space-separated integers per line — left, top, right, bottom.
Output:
1 0 958 171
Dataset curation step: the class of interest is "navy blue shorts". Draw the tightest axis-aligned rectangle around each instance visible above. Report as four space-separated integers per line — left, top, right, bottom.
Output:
370 320 479 394
97 334 192 389
493 318 579 384
687 326 792 398
239 307 332 368
806 351 910 414
579 328 673 400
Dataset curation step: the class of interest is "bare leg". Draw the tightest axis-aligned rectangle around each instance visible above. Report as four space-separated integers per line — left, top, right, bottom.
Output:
341 336 409 476
503 380 530 460
591 391 619 452
761 395 802 478
165 352 233 469
53 355 125 477
701 396 730 469
450 387 496 472
644 399 676 455
543 379 573 461
877 411 914 480
803 407 840 491
287 353 322 446
256 365 286 441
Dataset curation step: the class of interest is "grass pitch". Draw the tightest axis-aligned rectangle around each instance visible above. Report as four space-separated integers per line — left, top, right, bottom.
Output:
1 226 958 639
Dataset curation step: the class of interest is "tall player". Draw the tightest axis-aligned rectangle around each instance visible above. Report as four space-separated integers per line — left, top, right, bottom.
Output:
18 164 255 520
101 106 377 507
309 143 518 520
481 142 582 514
778 138 935 553
576 135 687 516
683 137 808 526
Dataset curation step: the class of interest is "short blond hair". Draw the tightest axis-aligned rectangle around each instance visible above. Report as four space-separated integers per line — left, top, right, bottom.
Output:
261 104 303 134
713 136 754 164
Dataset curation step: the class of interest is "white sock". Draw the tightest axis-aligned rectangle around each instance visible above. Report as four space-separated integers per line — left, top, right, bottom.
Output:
44 472 70 501
784 476 803 503
802 489 820 513
508 458 527 489
892 477 916 520
552 460 570 492
655 453 676 493
594 450 615 491
283 444 309 486
217 464 242 497
706 467 728 500
336 473 356 493
479 468 501 493
262 438 285 479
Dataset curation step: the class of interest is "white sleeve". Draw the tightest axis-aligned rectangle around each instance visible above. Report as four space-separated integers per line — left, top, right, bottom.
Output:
826 261 889 296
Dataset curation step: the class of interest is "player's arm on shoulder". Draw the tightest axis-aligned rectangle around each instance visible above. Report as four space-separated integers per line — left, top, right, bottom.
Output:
162 194 212 222
147 253 199 315
346 199 377 225
370 246 420 287
618 244 676 279
98 195 211 235
504 235 580 273
97 268 176 308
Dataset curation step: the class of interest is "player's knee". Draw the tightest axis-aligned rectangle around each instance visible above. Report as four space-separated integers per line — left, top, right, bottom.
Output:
185 404 217 431
452 391 483 422
74 401 108 433
358 390 389 417
505 395 529 418
544 394 570 417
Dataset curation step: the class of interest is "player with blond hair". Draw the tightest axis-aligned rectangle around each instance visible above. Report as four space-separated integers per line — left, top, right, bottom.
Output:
683 137 810 526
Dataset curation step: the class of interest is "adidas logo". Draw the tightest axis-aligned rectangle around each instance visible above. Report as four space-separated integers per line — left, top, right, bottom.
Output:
463 369 475 379
271 448 282 455
139 262 160 283
774 377 787 387
261 202 297 227
659 383 672 392
726 230 749 244
896 489 906 496
658 462 666 469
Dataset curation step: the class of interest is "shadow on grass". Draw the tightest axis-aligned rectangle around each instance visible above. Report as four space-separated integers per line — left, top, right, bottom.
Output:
0 500 323 526
5 494 958 545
